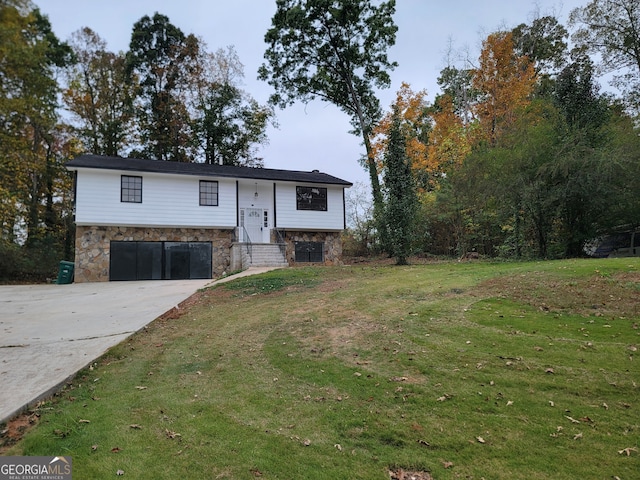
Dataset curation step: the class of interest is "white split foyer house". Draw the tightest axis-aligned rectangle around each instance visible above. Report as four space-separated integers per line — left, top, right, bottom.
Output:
66 154 352 282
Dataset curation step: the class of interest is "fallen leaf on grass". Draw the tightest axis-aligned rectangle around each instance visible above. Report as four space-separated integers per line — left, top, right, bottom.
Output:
476 436 486 444
334 444 342 451
116 470 124 476
506 400 514 406
91 445 98 451
545 368 555 374
129 424 142 429
442 461 454 469
390 376 408 382
618 447 638 456
111 447 121 453
565 415 581 424
436 394 452 402
165 429 181 439
573 432 583 440
78 419 90 424
135 386 147 390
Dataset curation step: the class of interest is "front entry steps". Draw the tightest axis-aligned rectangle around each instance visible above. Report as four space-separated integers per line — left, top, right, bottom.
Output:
232 243 288 270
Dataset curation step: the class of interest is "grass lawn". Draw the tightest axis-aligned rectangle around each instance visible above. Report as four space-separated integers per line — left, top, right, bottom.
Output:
2 258 639 479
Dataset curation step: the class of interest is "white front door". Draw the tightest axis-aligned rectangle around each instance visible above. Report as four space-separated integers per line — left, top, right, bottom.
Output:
241 208 266 243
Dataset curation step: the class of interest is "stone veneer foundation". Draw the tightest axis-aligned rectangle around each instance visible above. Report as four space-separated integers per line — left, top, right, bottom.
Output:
74 226 234 282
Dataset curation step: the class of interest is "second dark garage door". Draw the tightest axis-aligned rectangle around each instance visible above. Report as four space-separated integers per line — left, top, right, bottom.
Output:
110 241 212 281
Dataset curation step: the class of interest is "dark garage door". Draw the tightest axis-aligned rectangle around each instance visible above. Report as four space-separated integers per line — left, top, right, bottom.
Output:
110 241 212 281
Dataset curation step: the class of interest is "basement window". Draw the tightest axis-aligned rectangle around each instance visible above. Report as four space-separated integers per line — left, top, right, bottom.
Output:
294 241 324 262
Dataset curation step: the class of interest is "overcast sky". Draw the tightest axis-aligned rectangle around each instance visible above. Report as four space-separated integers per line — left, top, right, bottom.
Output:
36 0 587 186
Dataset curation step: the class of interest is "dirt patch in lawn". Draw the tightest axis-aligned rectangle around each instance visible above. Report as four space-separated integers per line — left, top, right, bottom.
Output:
478 270 640 319
389 466 433 479
0 410 39 454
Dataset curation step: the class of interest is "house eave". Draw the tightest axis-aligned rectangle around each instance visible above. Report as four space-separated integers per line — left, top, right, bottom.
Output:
67 154 353 187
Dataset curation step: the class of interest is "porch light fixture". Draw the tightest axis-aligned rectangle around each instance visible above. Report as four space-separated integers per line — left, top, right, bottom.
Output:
254 183 259 198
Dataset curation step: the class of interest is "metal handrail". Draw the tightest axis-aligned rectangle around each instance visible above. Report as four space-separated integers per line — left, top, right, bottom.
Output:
274 229 286 258
238 226 252 263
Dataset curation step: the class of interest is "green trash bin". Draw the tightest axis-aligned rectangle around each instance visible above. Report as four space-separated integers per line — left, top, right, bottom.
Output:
56 261 75 284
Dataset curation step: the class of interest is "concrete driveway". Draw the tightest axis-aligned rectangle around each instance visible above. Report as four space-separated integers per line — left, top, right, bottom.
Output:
0 268 278 423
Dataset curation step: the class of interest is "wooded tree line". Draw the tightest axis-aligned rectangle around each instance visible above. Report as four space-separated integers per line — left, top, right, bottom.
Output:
0 0 273 280
2 0 639 279
344 0 640 261
260 0 640 263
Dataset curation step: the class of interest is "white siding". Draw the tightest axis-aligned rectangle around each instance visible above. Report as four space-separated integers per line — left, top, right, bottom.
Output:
74 169 237 228
275 184 345 231
237 181 272 211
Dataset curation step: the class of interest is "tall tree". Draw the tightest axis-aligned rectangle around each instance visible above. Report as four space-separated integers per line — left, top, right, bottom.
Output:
126 13 196 161
427 94 473 183
570 0 640 111
64 27 135 156
380 105 417 265
436 66 478 124
554 55 610 136
552 57 614 256
259 0 398 215
370 83 430 177
0 1 72 243
472 31 537 145
190 46 274 166
511 16 569 75
0 0 76 279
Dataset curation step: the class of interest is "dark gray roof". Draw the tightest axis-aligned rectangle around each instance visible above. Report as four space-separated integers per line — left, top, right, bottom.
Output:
66 154 352 186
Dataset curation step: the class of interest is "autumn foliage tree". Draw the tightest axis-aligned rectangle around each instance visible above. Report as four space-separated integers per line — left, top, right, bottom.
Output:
427 94 472 180
370 83 429 176
472 31 537 145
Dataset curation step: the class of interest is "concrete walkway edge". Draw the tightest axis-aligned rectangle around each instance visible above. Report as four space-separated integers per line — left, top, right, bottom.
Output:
0 267 281 423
